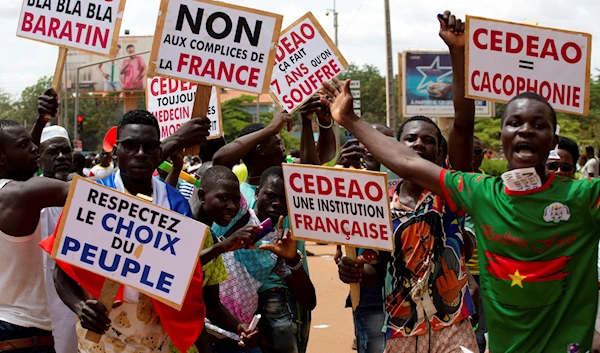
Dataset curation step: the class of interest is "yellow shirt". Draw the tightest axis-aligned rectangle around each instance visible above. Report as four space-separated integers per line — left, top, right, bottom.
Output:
202 233 228 287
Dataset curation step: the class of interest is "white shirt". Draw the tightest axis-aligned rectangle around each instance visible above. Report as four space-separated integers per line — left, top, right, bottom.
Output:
0 179 52 331
41 206 78 353
579 157 599 179
90 164 114 178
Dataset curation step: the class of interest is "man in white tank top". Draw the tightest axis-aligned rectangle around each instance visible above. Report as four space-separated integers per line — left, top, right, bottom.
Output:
0 90 71 353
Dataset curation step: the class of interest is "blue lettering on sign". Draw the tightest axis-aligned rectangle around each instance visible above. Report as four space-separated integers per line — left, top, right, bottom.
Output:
121 258 140 277
157 272 174 293
135 225 153 244
81 243 98 265
61 236 81 255
102 213 117 231
100 213 181 255
99 250 121 271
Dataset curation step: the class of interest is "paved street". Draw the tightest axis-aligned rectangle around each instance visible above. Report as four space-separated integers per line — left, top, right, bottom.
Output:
305 243 356 353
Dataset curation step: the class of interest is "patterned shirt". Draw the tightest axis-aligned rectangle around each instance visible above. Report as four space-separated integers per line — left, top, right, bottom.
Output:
385 183 474 339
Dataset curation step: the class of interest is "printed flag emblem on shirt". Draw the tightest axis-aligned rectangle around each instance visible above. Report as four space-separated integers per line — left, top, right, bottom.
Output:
543 202 571 223
483 252 571 309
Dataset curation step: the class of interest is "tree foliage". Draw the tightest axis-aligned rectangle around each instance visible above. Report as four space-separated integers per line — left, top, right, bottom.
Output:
5 69 600 155
339 63 387 125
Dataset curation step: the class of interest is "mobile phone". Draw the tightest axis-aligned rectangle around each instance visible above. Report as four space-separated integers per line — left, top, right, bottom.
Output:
345 130 358 146
254 218 273 243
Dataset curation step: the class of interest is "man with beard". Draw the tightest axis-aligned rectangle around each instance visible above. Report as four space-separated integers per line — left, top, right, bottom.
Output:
38 125 79 353
328 10 600 353
39 126 73 181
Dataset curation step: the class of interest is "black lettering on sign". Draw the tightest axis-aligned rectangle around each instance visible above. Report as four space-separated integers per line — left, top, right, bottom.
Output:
174 4 263 47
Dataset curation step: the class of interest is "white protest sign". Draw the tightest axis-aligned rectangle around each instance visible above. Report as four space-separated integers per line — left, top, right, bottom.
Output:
148 0 283 94
466 15 592 115
269 12 348 113
17 0 126 56
51 176 207 309
282 164 393 251
147 77 223 140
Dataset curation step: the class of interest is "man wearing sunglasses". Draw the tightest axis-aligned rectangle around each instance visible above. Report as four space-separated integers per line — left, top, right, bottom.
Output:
545 137 579 180
50 110 213 353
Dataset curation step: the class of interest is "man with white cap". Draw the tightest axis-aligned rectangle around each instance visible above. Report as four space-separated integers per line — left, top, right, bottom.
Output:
39 125 78 353
39 126 73 181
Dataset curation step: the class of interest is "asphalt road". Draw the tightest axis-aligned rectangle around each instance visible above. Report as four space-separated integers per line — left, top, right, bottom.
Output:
305 243 356 353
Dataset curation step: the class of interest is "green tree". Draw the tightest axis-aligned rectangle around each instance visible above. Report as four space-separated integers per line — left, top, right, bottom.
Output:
0 89 16 121
339 63 386 125
221 95 254 142
11 76 52 127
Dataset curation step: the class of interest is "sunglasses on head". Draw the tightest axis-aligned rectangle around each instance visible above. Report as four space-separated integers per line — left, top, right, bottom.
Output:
546 162 574 173
117 139 161 154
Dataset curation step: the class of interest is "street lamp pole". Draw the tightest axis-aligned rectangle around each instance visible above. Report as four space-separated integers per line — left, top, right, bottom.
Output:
326 1 340 143
384 0 397 130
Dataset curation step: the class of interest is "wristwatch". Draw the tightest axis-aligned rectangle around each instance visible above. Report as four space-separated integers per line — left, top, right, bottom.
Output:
287 250 304 271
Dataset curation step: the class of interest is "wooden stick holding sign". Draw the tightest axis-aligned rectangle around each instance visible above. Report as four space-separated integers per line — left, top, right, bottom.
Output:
345 246 361 310
43 47 68 122
85 279 121 342
185 84 213 156
85 192 153 342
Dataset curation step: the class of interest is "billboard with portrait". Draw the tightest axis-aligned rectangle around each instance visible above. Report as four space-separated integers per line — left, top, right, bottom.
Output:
401 51 493 117
65 36 152 92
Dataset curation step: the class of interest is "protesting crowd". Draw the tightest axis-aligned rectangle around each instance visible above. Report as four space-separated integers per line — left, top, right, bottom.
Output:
2 3 600 353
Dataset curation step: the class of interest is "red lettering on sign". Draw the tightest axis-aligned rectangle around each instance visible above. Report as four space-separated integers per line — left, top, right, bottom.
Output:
473 28 488 50
472 27 583 64
176 54 260 88
471 70 582 108
21 12 109 48
506 32 522 54
275 22 317 64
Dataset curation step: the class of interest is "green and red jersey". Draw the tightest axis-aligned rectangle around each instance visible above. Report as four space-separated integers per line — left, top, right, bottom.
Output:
440 170 599 353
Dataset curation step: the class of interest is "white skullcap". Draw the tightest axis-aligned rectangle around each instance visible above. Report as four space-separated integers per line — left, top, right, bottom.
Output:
41 125 71 145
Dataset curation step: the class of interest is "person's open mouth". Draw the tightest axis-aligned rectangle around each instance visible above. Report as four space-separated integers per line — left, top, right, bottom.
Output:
514 142 537 160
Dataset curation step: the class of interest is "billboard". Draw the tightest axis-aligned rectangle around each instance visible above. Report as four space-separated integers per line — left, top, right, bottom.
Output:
66 36 152 92
401 51 493 117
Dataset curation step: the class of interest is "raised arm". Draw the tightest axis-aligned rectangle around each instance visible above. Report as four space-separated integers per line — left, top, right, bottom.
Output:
54 267 110 334
299 97 321 165
31 89 59 146
321 78 444 196
212 112 292 169
164 150 184 188
315 98 337 164
160 117 211 161
440 11 475 172
0 177 70 236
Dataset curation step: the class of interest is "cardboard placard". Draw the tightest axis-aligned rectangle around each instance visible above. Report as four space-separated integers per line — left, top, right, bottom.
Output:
17 0 126 57
282 164 394 252
51 176 208 309
148 0 283 94
147 78 223 140
465 15 592 115
269 12 348 113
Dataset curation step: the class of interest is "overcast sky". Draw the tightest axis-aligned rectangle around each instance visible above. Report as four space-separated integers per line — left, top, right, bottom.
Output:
1 0 598 96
